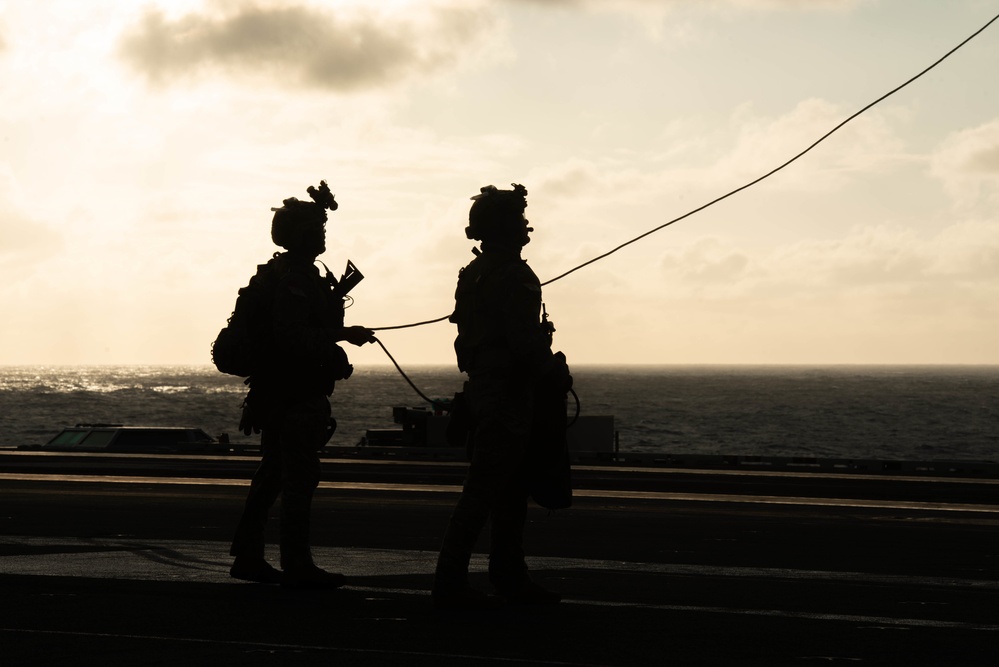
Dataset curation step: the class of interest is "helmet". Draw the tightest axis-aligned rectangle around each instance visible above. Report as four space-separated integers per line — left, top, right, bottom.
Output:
270 180 337 250
465 183 529 243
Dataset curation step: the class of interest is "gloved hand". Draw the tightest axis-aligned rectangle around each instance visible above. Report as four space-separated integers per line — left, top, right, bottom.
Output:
341 326 376 346
239 400 261 436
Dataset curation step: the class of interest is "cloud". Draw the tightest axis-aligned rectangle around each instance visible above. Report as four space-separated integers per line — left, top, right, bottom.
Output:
476 79 955 335
930 118 999 209
508 97 915 292
967 145 999 172
527 97 909 223
660 237 751 285
768 221 996 292
534 159 604 198
926 220 999 280
719 0 858 9
117 2 498 91
503 0 862 44
641 219 999 311
0 169 61 269
511 0 857 9
0 208 63 274
769 226 932 293
714 100 910 190
548 218 999 364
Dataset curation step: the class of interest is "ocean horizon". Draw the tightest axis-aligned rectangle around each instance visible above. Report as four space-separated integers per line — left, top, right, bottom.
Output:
2 364 997 462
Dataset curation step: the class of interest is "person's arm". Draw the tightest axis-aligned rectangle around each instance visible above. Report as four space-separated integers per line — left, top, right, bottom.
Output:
500 265 557 377
337 325 375 346
271 273 346 367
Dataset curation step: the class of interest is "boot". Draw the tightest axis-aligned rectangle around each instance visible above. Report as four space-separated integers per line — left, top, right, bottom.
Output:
229 556 282 584
494 578 562 605
432 553 502 610
281 563 346 590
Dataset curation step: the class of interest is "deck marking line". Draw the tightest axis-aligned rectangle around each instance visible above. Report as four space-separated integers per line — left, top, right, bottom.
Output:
572 465 999 486
2 473 998 513
3 536 996 591
346 586 999 632
7 450 995 485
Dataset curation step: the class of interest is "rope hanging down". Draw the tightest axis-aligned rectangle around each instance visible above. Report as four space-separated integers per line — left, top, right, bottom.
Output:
378 333 583 422
372 337 436 404
370 9 999 330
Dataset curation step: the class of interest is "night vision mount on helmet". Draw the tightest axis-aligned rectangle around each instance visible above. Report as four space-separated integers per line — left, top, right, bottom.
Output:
271 180 338 249
307 180 338 212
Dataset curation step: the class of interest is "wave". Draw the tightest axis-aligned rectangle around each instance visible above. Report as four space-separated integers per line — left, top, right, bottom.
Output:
1 365 996 461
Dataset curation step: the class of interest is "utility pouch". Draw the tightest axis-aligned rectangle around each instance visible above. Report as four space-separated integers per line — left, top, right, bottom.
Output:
329 344 353 381
320 417 338 450
446 389 473 457
526 378 573 510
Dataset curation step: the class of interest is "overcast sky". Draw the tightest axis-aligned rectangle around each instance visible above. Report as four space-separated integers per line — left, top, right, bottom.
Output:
1 0 998 367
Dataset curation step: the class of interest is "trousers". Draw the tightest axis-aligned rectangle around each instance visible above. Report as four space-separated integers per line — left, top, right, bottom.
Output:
230 395 330 569
436 370 535 589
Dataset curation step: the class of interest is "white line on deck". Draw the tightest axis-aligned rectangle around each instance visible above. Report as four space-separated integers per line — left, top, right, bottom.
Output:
2 472 998 513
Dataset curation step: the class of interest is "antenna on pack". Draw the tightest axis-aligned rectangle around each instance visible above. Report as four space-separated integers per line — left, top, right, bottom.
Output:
318 259 364 301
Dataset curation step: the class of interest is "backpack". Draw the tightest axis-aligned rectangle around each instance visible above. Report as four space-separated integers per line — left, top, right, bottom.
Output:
211 262 278 377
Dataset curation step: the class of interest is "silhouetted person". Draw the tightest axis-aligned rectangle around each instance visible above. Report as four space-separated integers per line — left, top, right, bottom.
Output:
229 181 373 588
433 183 572 609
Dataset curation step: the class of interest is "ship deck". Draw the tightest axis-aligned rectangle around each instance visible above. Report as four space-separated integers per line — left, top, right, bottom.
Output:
1 450 997 665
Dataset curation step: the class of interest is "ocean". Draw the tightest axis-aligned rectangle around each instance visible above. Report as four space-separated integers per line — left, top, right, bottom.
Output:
1 365 997 462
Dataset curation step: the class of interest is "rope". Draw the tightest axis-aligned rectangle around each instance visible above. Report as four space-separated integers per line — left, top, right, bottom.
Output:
541 9 999 287
369 10 999 420
567 388 580 427
372 337 436 405
371 314 449 332
368 10 999 325
374 336 581 428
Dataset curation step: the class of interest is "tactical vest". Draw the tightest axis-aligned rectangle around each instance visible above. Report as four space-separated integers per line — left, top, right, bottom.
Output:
450 251 545 373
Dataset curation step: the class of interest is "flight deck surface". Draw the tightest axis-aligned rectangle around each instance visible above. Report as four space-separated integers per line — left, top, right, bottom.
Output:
1 452 996 666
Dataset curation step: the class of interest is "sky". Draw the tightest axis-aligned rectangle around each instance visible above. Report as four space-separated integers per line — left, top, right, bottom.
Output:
1 0 998 368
